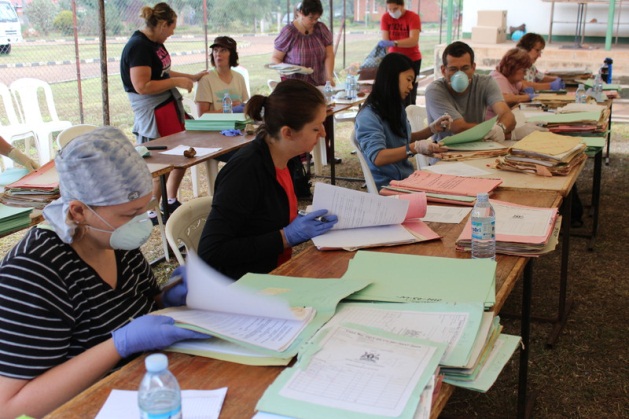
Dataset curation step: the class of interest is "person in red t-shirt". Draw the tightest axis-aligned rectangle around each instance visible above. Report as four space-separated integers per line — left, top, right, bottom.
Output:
379 0 422 105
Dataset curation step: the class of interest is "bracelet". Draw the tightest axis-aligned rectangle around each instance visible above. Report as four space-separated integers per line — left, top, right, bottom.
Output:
405 142 414 158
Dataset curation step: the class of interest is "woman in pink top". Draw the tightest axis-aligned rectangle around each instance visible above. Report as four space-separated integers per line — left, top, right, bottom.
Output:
380 0 422 105
488 48 534 118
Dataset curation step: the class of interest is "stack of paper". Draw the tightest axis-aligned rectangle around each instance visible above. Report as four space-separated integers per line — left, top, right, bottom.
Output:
309 183 439 251
0 161 59 209
496 131 587 176
456 199 561 257
0 203 33 235
525 108 609 133
382 170 503 206
185 113 253 131
438 116 507 153
268 63 314 75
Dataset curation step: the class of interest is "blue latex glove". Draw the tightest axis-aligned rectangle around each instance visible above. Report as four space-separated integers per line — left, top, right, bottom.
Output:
550 77 565 91
162 266 188 308
112 315 210 358
284 209 338 247
232 104 245 113
220 129 242 137
378 40 395 48
523 87 537 101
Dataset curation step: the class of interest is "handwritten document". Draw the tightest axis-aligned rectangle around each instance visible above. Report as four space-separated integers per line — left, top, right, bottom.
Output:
389 171 502 197
425 162 492 177
96 388 227 419
421 205 471 224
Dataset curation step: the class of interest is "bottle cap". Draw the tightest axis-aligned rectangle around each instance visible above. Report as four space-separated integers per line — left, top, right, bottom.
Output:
145 353 168 373
476 192 489 201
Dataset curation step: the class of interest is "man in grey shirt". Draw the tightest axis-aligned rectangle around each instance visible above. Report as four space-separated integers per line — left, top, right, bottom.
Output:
426 41 515 142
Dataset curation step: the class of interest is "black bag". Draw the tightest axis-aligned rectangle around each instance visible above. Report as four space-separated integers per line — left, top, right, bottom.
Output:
288 154 312 198
359 45 387 81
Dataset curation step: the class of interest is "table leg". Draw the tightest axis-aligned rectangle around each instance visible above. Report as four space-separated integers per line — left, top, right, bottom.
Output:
326 114 336 185
605 102 612 165
517 259 535 419
571 149 602 250
160 174 170 220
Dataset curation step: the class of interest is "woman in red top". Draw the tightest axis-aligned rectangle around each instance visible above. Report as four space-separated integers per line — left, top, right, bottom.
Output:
379 0 422 105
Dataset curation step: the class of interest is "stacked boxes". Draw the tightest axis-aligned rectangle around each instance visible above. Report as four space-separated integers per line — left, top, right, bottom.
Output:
471 10 507 44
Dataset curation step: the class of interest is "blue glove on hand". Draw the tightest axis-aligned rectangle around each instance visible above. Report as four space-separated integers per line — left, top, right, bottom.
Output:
284 209 338 247
220 129 242 137
232 104 245 113
550 78 565 91
378 40 395 48
523 87 537 101
162 266 188 308
112 315 210 358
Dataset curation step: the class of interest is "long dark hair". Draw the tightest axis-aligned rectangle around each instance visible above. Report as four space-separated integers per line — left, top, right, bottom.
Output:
361 53 415 138
245 79 325 140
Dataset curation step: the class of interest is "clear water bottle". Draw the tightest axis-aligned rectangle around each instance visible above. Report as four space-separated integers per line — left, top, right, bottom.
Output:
471 193 496 260
323 80 334 104
575 84 586 104
593 71 604 102
138 353 182 419
222 92 233 113
345 75 356 100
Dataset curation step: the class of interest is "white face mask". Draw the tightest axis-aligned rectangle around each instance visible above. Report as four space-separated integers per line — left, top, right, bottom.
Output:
389 9 402 19
86 206 152 250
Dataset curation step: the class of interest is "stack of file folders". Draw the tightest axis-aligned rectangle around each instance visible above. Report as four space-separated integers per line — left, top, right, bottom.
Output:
456 199 561 257
0 203 33 235
496 131 587 176
525 107 609 133
185 113 253 131
1 161 59 209
268 62 314 75
381 170 503 206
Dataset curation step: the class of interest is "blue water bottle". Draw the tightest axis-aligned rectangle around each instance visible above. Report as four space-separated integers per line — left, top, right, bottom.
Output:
138 353 182 419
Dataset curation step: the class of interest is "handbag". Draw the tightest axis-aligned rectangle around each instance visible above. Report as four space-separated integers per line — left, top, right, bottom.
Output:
359 45 387 81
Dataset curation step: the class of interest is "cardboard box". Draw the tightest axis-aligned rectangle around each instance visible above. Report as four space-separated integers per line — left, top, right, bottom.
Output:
477 10 507 28
471 26 507 44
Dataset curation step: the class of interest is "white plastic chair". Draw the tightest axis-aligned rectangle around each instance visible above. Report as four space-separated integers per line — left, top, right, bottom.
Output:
165 196 212 265
0 82 38 170
350 129 378 194
10 78 72 165
56 124 98 150
232 65 251 98
406 104 430 170
267 79 279 91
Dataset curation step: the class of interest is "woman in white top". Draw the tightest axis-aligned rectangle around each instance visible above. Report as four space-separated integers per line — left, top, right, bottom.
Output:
195 36 249 114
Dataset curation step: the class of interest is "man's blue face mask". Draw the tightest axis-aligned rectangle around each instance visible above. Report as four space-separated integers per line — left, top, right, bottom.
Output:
450 71 470 93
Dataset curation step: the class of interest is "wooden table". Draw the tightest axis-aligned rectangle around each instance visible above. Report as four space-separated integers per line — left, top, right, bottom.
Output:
47 189 561 419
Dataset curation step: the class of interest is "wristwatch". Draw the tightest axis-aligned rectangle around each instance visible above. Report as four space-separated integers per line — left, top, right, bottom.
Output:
405 142 414 158
394 40 398 47
497 122 507 133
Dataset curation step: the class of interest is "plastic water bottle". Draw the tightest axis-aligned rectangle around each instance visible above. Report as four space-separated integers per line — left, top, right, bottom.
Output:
593 71 604 102
345 75 356 100
471 193 496 260
323 80 334 104
575 84 586 104
138 353 182 419
222 92 233 113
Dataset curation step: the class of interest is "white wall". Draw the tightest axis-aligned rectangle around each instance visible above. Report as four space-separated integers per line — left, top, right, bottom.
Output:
462 0 629 38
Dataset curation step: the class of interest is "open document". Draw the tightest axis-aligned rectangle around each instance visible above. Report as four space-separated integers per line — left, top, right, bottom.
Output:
159 254 372 364
309 183 439 250
256 324 445 419
438 116 505 151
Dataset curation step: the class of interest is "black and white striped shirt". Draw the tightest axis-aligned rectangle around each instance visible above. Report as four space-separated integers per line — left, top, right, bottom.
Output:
0 227 160 379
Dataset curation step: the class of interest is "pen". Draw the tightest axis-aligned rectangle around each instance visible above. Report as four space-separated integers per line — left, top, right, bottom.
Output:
146 145 167 150
298 210 328 223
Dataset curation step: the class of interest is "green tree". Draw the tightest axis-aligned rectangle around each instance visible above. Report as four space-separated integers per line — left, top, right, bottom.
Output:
53 10 74 36
25 0 58 36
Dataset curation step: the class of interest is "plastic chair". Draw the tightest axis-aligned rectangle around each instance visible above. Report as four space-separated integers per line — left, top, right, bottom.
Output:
267 79 279 91
10 78 72 165
56 124 98 150
350 129 378 194
406 104 430 170
232 66 251 98
0 82 38 170
165 196 213 265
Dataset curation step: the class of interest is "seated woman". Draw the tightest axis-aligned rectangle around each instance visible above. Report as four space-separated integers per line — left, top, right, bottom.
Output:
517 33 564 91
489 48 534 111
195 36 249 114
198 79 338 280
354 53 450 191
0 127 207 418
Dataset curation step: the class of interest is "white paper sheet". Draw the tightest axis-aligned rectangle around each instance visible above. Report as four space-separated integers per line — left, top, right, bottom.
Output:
425 162 491 177
421 205 471 224
159 145 222 157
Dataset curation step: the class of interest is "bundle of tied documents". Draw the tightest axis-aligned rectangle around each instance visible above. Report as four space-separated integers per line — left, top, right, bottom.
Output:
0 161 59 209
185 113 253 131
456 199 561 256
496 131 587 176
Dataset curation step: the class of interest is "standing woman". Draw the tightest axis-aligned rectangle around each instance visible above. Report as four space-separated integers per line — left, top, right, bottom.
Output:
379 0 422 105
271 0 335 87
198 79 337 280
195 36 249 115
120 2 206 221
355 53 449 191
0 127 207 418
517 33 565 91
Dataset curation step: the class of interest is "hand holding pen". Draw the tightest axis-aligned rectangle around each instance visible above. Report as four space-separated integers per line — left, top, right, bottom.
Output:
284 209 338 247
